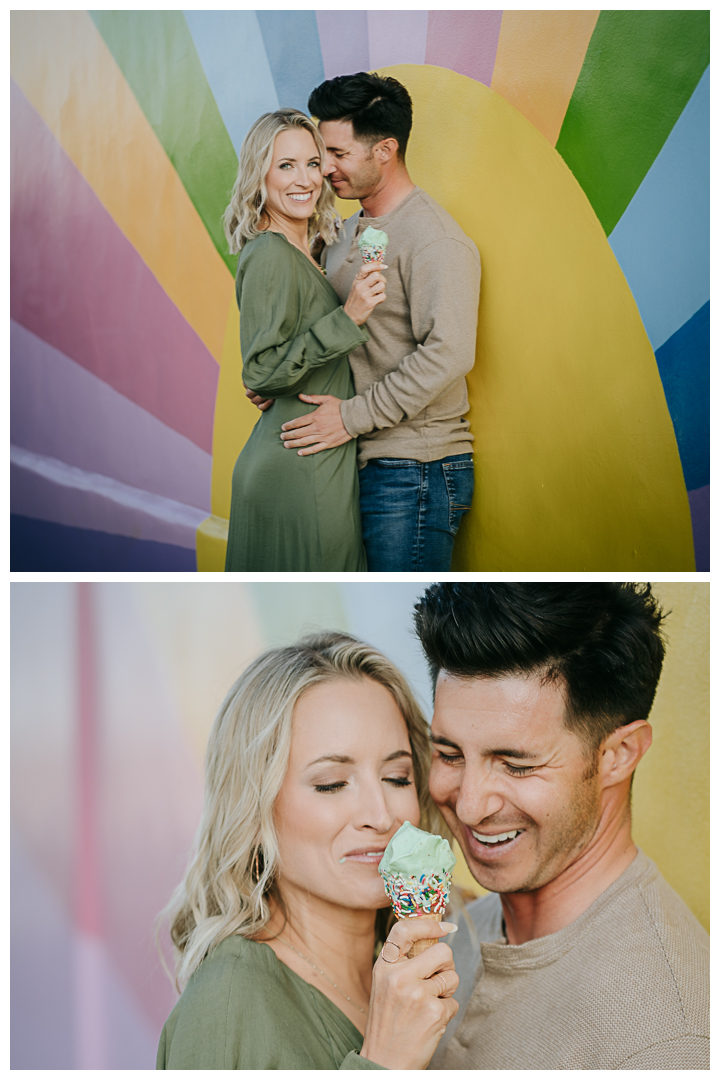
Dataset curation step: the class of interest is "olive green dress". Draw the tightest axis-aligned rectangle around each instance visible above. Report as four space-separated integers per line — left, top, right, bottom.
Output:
156 935 383 1069
225 231 369 571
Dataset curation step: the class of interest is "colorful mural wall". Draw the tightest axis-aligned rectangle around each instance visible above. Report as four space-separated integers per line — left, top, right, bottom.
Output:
11 11 709 570
10 581 709 1067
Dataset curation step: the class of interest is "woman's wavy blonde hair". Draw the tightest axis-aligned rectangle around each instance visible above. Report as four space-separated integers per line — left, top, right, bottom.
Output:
159 631 441 991
223 108 340 255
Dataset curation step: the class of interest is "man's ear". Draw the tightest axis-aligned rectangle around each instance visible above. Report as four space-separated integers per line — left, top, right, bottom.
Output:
373 137 399 163
598 720 653 787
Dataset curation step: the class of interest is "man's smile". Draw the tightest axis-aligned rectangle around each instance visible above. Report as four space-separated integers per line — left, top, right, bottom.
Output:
465 823 526 856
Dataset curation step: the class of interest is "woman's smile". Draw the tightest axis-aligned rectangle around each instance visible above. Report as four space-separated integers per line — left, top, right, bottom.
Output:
340 846 388 864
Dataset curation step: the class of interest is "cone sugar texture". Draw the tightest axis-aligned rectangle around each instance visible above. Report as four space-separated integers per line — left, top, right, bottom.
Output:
379 821 456 957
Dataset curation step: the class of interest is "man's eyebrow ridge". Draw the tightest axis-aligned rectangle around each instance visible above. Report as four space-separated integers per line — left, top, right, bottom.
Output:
430 734 461 748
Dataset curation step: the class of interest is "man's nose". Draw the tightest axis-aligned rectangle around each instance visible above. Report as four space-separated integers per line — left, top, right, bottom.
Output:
323 156 337 176
455 767 504 826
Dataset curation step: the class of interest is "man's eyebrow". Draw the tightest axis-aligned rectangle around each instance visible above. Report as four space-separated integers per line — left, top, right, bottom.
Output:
430 734 537 760
490 748 538 760
430 734 461 749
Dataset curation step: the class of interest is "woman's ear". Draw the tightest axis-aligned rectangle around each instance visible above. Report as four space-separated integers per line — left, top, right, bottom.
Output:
598 720 653 787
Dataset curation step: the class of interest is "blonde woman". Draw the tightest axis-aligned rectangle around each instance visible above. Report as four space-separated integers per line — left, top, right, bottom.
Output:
222 110 386 572
157 633 459 1069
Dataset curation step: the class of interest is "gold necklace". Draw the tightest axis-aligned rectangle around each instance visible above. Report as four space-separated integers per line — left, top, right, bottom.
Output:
277 936 367 1015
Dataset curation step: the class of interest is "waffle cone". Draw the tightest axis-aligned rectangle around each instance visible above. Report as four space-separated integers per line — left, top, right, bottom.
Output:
404 911 443 958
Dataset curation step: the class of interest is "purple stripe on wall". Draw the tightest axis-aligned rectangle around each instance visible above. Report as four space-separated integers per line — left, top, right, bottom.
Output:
687 485 709 571
10 80 217 454
316 11 370 80
11 456 205 551
11 321 212 512
367 12 429 69
425 10 503 86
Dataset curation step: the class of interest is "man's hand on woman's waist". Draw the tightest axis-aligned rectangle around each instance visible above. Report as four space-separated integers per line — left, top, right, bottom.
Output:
280 394 351 455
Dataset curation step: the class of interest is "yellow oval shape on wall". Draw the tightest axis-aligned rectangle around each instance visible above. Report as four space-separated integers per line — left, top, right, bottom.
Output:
383 64 694 571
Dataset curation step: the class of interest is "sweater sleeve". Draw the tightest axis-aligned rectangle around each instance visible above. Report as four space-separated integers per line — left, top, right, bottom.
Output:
616 1035 710 1069
339 236 480 437
238 242 369 397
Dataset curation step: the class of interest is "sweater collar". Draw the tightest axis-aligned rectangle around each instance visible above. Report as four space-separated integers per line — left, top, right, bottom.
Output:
480 849 658 972
353 186 421 234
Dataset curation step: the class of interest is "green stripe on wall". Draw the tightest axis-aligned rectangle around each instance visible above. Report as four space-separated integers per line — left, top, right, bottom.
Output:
90 10 238 275
556 10 709 236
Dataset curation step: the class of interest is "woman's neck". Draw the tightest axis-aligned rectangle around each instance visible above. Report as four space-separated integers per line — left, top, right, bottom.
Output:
259 885 378 1032
264 211 311 256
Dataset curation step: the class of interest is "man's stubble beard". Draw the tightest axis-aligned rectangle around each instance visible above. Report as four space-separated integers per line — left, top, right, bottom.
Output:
509 770 603 894
446 769 604 896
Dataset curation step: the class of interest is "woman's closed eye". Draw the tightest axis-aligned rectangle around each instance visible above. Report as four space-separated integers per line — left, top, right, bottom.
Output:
313 775 412 794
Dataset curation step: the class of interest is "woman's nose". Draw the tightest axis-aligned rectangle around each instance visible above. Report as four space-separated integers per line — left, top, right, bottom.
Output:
357 781 394 833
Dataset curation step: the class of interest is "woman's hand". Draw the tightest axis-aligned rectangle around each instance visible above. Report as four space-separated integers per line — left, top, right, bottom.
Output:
343 262 387 326
360 918 460 1070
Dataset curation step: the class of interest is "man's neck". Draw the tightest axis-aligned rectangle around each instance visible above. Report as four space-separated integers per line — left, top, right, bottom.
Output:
360 166 415 219
500 811 638 945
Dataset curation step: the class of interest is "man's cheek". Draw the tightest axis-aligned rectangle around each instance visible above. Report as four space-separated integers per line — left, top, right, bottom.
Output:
429 760 456 809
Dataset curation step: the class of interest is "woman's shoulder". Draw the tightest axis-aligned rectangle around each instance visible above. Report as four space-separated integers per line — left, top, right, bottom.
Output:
158 937 286 1068
238 230 288 265
192 933 276 986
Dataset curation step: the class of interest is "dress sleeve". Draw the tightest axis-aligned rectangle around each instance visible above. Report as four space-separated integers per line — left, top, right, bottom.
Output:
340 1050 386 1069
239 242 369 397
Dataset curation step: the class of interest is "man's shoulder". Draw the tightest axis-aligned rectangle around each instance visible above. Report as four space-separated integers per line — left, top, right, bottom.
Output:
401 188 479 261
581 854 709 1037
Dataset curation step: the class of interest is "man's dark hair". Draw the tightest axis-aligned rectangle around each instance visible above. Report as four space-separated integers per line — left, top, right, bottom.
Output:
308 72 413 160
414 584 667 752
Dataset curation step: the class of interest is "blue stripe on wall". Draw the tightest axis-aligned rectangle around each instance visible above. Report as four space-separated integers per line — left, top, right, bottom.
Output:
184 11 279 156
609 66 709 351
10 516 197 571
654 300 709 491
256 11 326 113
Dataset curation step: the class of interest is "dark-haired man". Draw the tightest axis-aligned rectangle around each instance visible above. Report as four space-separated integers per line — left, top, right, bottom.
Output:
413 583 709 1070
276 73 481 571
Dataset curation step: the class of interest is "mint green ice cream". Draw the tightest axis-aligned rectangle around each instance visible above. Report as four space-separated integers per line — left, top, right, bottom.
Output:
358 226 389 249
379 821 456 878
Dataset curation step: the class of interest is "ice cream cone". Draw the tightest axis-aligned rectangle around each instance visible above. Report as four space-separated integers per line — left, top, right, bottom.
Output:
378 822 456 960
357 226 389 266
404 911 443 958
360 245 387 265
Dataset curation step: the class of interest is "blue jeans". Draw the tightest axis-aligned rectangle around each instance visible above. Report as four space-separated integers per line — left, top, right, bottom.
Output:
358 454 474 571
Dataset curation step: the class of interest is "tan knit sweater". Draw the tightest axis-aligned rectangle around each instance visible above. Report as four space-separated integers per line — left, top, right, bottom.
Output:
431 850 709 1070
324 187 481 467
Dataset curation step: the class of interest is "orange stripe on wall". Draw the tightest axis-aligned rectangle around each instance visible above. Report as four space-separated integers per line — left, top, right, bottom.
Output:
11 11 233 364
491 10 600 146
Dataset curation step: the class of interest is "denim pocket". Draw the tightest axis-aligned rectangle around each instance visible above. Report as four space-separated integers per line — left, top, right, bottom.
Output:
443 459 475 534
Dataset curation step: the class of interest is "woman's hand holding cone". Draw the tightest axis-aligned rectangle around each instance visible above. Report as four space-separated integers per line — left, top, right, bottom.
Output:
359 917 459 1070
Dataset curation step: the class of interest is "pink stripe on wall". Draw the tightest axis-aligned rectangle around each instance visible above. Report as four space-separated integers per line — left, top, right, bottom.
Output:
10 81 218 455
11 321 212 512
316 11 370 80
367 11 429 69
76 583 101 939
425 10 503 86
